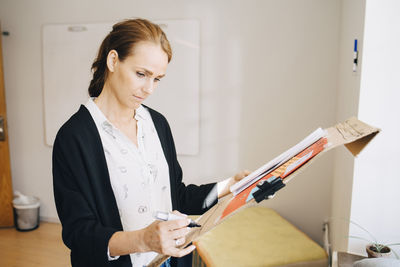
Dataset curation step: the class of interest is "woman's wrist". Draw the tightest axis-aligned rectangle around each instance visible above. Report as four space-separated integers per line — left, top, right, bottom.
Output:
134 228 148 253
108 229 147 257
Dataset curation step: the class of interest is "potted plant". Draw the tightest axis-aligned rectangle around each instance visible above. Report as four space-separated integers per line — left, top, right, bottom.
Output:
348 220 400 259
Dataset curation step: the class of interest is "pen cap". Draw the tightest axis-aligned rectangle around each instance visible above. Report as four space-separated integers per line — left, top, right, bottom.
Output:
167 213 186 220
153 211 169 220
153 211 186 221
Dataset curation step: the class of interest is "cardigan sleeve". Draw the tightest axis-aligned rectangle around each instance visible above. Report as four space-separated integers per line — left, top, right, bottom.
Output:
174 157 219 215
52 127 120 267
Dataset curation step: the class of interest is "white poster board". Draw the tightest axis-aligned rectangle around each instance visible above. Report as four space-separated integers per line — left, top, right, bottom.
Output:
42 20 200 155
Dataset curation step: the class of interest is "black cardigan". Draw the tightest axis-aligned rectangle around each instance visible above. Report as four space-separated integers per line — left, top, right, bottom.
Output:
52 105 218 267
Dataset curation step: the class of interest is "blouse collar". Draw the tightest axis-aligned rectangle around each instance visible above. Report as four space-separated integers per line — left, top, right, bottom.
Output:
85 98 147 137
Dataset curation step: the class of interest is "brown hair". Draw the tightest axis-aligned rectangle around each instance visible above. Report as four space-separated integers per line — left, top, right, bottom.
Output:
88 18 172 97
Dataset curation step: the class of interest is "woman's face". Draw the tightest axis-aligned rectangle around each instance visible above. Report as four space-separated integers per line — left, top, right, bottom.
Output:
106 41 169 110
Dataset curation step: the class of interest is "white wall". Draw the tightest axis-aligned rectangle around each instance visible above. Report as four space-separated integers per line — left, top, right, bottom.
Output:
330 0 366 252
348 0 400 257
1 0 340 244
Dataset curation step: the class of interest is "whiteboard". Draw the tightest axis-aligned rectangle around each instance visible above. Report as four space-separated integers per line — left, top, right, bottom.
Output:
42 20 200 155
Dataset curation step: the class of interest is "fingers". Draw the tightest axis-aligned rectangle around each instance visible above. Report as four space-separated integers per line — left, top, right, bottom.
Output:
162 210 188 231
170 226 191 240
148 210 194 257
168 244 196 258
157 230 192 257
162 218 190 231
175 237 185 246
156 216 194 256
235 169 251 181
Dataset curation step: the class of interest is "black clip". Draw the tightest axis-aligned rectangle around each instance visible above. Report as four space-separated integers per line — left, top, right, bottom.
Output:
252 176 286 203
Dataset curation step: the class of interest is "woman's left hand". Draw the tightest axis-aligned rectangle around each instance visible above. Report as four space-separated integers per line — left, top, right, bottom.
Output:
232 170 251 183
217 170 251 199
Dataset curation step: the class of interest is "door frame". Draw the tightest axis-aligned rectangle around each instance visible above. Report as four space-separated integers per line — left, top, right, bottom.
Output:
0 21 14 227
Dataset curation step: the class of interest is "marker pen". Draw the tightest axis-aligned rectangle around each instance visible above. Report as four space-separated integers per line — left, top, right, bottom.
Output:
353 39 358 72
153 211 201 228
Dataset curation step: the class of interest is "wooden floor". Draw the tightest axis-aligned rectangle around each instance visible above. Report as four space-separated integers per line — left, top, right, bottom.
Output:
0 222 70 267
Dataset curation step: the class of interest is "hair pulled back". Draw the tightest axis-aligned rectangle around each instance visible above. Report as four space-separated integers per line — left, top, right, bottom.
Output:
88 18 172 97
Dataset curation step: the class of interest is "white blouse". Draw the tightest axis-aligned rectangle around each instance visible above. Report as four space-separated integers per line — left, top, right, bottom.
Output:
85 98 172 267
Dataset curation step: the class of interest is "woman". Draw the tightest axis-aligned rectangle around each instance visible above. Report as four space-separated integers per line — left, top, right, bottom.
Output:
53 18 248 267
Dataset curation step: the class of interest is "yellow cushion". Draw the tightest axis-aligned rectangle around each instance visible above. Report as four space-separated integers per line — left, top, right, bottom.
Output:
193 206 327 267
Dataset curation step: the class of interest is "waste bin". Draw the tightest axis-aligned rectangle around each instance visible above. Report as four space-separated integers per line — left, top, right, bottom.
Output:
12 191 40 231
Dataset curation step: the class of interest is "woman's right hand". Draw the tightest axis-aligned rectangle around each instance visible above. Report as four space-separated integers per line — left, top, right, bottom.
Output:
141 211 196 257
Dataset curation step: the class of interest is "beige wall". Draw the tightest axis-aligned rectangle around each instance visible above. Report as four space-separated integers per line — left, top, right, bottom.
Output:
330 0 366 252
1 0 341 245
239 1 340 244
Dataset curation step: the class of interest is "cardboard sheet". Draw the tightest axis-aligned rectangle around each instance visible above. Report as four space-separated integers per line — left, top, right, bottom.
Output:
149 117 380 267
